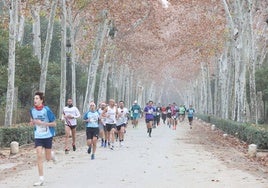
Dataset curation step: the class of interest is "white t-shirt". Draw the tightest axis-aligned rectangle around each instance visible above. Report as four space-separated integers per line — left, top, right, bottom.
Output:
116 107 128 126
105 106 117 124
62 106 81 126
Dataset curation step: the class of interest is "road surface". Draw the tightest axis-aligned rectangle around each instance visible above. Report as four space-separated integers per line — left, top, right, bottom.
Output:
0 120 267 188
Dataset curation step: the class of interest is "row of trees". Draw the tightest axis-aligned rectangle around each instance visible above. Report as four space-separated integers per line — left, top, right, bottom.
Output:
191 0 268 123
1 0 267 126
1 0 157 126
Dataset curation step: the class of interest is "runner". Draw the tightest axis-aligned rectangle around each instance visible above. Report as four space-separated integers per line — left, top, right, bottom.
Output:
166 104 172 128
171 102 178 130
178 104 186 122
187 105 195 129
98 102 107 147
62 98 81 154
155 103 161 126
161 105 167 124
144 100 155 137
29 91 57 186
102 99 118 150
131 100 141 128
83 102 99 160
116 101 129 146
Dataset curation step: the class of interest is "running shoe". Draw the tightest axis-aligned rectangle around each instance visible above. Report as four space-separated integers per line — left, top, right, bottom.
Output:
33 179 44 186
101 140 104 147
72 144 76 151
110 145 114 150
65 149 69 154
91 154 95 160
87 147 91 154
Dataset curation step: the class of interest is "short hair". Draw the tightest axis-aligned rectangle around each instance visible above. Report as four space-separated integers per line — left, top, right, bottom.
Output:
35 91 45 104
89 101 96 107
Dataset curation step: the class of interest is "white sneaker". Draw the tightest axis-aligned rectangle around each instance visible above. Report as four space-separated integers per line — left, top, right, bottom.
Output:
33 179 44 186
120 142 124 147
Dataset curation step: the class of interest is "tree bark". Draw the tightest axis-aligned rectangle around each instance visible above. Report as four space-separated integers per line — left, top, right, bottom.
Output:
31 4 41 64
39 0 58 93
4 0 18 126
83 10 108 112
59 0 67 117
97 51 110 103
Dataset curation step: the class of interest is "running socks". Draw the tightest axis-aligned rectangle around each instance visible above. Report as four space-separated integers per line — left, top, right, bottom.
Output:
87 147 91 154
148 128 152 137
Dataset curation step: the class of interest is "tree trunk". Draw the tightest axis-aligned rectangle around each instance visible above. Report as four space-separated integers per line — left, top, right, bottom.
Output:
59 0 67 117
97 50 110 103
39 0 58 93
17 0 24 45
31 4 41 64
67 1 78 106
83 10 108 112
4 0 18 127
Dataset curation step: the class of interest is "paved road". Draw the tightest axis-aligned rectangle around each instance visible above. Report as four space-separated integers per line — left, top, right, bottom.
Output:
0 120 267 188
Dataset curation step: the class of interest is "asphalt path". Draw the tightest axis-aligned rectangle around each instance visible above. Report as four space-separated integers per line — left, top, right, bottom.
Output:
0 120 267 188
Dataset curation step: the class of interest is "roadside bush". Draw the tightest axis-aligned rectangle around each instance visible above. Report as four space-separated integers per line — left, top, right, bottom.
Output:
0 119 86 147
197 114 268 149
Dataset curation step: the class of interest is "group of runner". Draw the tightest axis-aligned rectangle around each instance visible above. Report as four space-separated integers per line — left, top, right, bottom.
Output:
140 102 195 131
29 92 195 186
135 100 195 137
30 93 132 186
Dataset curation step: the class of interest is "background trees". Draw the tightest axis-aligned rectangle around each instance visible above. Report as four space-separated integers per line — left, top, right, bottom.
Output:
0 0 267 126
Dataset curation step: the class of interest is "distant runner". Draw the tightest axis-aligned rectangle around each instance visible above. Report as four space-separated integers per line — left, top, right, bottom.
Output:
144 100 156 137
116 101 129 146
187 105 195 129
62 98 81 154
131 100 141 128
83 102 100 160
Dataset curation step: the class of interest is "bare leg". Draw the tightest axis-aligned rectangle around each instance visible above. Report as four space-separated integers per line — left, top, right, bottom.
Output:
71 128 76 150
36 146 44 176
64 126 71 150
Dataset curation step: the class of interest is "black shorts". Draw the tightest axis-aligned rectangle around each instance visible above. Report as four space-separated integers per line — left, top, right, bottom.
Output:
86 127 99 140
167 113 171 118
106 123 116 132
145 119 154 123
65 124 77 130
116 123 126 131
188 117 193 122
35 137 53 149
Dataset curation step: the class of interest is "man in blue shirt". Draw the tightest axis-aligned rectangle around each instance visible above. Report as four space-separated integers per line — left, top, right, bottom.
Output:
187 105 195 129
30 91 56 186
131 100 141 128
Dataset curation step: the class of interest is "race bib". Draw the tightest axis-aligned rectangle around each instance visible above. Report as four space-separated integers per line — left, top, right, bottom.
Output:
134 109 139 113
36 125 48 133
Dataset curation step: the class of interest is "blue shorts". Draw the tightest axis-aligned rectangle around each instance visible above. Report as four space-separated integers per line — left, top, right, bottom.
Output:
35 137 53 149
133 114 139 120
145 119 154 123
